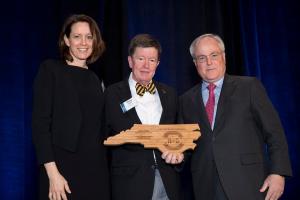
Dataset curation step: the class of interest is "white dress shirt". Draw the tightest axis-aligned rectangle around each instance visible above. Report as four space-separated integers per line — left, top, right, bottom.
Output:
128 73 168 200
128 73 162 125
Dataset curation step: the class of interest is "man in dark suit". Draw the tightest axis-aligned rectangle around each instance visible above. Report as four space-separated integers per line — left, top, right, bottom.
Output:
178 33 292 200
105 34 183 200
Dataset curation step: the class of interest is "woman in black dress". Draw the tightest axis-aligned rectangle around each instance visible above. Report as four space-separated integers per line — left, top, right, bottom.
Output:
32 14 110 200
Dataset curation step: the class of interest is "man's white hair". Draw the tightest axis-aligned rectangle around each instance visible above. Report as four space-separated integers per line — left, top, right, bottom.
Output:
189 33 225 59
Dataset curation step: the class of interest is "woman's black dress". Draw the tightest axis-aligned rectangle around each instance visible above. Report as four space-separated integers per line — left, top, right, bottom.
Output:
38 65 110 200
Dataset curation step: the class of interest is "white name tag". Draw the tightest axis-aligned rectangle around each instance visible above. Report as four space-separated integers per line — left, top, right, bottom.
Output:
120 97 137 113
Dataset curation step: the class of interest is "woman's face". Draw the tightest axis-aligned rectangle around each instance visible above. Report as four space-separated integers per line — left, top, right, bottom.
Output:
64 21 93 67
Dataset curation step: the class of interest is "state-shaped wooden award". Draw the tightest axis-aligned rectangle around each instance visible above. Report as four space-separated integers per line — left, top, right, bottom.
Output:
104 124 201 153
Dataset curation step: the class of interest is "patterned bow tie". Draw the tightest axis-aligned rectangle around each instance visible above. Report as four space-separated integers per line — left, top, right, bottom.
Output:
135 81 156 96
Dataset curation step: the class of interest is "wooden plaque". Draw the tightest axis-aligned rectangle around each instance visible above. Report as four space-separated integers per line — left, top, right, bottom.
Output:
104 124 201 153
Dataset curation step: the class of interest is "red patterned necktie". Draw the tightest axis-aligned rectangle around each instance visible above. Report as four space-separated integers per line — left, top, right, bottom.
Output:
205 83 216 127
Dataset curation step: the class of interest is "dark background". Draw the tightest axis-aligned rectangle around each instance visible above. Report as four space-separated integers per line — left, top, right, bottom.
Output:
1 0 299 199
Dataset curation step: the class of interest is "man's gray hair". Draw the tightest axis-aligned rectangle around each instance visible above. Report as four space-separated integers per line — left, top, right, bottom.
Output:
189 33 225 59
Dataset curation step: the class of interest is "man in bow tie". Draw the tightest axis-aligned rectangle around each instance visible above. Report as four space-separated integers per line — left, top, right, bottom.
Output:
104 34 183 200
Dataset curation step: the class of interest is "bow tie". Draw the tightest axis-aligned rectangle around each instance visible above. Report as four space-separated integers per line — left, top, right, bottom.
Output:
135 81 156 96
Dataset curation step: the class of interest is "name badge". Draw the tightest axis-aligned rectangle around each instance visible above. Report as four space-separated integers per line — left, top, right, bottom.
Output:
120 97 137 113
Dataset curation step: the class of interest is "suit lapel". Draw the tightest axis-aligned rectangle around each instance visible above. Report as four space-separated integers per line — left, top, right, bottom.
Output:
117 80 141 124
156 82 168 124
213 75 236 135
187 83 212 131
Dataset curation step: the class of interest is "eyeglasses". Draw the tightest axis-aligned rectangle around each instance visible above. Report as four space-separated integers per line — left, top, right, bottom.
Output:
194 52 223 63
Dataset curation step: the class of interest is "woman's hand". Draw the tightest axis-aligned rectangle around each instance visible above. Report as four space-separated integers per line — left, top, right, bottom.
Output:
44 162 71 200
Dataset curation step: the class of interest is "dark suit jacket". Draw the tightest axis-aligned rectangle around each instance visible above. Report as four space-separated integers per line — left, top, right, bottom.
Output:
32 59 105 164
178 74 292 200
104 80 181 200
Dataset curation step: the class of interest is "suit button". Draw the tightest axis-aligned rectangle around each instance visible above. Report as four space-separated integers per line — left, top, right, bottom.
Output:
212 136 216 142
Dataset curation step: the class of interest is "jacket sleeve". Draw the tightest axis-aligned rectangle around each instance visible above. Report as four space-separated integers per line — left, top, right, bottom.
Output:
32 61 55 165
251 78 292 177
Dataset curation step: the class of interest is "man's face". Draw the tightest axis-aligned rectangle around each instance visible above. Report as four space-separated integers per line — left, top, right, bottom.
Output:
128 47 159 85
193 37 226 83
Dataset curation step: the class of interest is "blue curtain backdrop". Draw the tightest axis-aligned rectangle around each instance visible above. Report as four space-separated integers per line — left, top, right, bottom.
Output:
1 0 299 199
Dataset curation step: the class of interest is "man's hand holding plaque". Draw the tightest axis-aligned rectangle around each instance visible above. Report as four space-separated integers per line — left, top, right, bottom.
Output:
104 124 201 164
161 151 185 164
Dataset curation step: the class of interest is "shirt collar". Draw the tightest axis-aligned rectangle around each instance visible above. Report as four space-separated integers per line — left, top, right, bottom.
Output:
201 77 224 91
128 72 154 88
